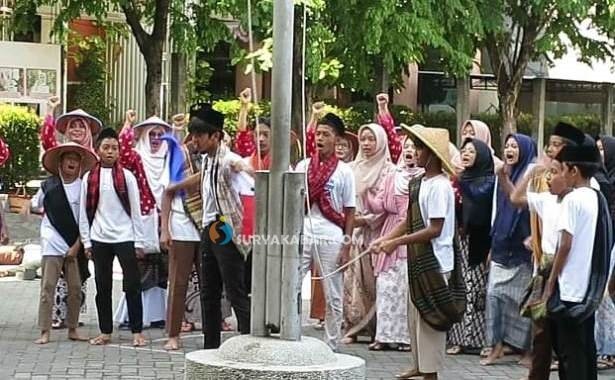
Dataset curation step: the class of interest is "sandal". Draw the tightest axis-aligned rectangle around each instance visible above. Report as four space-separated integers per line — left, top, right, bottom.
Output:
396 369 423 379
51 321 66 330
89 335 111 346
397 344 411 352
368 342 387 351
550 360 559 371
446 345 462 355
597 356 612 370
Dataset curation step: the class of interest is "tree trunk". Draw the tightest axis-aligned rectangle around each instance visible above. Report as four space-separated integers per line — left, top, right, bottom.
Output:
144 47 163 117
499 91 518 145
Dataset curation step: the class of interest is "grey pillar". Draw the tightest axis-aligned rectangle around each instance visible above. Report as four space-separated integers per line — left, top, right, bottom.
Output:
279 172 305 340
251 171 270 337
266 0 295 333
602 84 614 136
532 78 546 150
456 77 471 146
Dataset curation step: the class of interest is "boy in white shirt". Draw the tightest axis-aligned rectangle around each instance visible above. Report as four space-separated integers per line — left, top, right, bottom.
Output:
295 113 356 351
79 128 147 347
542 141 613 380
34 143 96 345
371 125 461 380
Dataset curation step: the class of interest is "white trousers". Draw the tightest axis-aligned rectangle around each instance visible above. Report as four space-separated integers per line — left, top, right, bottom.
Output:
407 293 446 373
301 238 343 351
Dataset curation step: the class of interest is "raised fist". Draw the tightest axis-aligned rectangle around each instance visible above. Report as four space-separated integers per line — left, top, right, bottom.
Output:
240 88 252 104
125 110 137 124
47 96 60 110
312 101 325 116
172 113 186 127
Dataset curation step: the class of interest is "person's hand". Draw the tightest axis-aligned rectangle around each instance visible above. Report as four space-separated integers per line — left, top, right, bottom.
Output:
135 248 145 259
376 93 389 107
160 229 172 251
523 237 532 252
380 239 399 255
66 245 79 260
336 243 351 269
497 163 511 178
125 110 137 124
541 279 555 304
240 88 252 105
369 237 386 253
230 160 246 173
312 101 326 118
172 113 186 128
47 96 60 110
85 248 93 260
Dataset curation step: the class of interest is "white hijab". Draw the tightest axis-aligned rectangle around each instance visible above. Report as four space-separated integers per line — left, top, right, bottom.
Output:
135 125 170 206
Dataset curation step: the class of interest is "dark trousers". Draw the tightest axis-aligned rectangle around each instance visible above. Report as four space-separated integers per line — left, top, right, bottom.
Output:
528 318 553 380
92 241 143 334
200 228 251 349
551 312 597 380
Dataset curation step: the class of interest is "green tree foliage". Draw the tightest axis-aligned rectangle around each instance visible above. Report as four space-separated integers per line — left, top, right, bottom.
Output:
475 0 615 141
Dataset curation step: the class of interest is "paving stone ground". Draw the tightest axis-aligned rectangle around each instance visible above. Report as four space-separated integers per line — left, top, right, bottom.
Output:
2 213 615 379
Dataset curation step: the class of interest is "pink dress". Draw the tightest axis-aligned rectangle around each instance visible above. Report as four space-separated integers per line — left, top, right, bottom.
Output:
370 173 409 276
368 172 411 344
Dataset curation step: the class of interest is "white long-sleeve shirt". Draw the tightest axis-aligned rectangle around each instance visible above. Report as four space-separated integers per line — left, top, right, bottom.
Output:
79 168 145 249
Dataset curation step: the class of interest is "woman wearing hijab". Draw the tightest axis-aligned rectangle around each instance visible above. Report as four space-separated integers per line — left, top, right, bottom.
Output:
481 133 536 366
593 136 615 369
35 97 102 330
451 119 502 171
366 137 423 351
447 138 495 355
341 123 395 344
115 115 172 329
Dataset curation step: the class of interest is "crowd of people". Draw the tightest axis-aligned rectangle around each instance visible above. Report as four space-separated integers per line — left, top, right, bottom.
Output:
3 88 615 380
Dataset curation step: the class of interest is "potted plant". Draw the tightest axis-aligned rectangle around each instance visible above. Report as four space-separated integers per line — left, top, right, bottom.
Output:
0 104 41 212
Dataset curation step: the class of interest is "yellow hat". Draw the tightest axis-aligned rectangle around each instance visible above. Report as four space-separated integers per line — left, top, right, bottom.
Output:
400 123 454 175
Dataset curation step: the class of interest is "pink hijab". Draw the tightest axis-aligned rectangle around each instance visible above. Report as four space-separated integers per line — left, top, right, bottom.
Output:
453 120 502 171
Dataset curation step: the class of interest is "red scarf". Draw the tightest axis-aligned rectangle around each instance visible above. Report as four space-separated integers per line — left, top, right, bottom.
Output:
86 162 131 224
249 151 271 170
307 152 345 229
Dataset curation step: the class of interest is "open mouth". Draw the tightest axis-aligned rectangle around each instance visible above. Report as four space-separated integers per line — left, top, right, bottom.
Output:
66 164 77 171
316 142 324 149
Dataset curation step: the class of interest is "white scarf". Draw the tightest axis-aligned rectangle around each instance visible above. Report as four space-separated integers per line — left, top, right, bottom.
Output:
135 125 170 206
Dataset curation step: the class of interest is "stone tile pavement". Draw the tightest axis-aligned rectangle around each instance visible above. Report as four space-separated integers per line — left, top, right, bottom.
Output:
2 213 615 379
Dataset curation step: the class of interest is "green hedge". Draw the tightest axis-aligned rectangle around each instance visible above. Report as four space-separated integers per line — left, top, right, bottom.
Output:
211 99 603 155
0 104 41 190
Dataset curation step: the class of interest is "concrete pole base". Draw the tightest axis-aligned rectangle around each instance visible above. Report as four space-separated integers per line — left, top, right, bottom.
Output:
184 335 366 380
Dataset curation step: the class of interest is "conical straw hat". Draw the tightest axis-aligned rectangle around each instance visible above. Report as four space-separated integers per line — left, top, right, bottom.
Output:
42 142 98 176
55 109 103 135
400 123 454 175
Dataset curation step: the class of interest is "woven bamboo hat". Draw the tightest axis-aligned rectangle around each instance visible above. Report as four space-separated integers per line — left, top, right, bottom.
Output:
55 109 103 135
400 123 455 175
42 142 98 176
134 116 172 131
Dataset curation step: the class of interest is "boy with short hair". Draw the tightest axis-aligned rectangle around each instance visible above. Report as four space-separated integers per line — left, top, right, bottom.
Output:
162 104 252 349
371 125 464 380
295 112 356 351
34 143 96 345
79 128 147 347
542 141 613 380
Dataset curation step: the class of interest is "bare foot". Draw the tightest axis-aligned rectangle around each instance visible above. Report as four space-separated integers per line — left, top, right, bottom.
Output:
132 333 148 347
68 328 89 342
89 334 111 346
163 336 181 351
480 344 504 366
34 330 50 345
396 368 423 379
340 336 356 345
